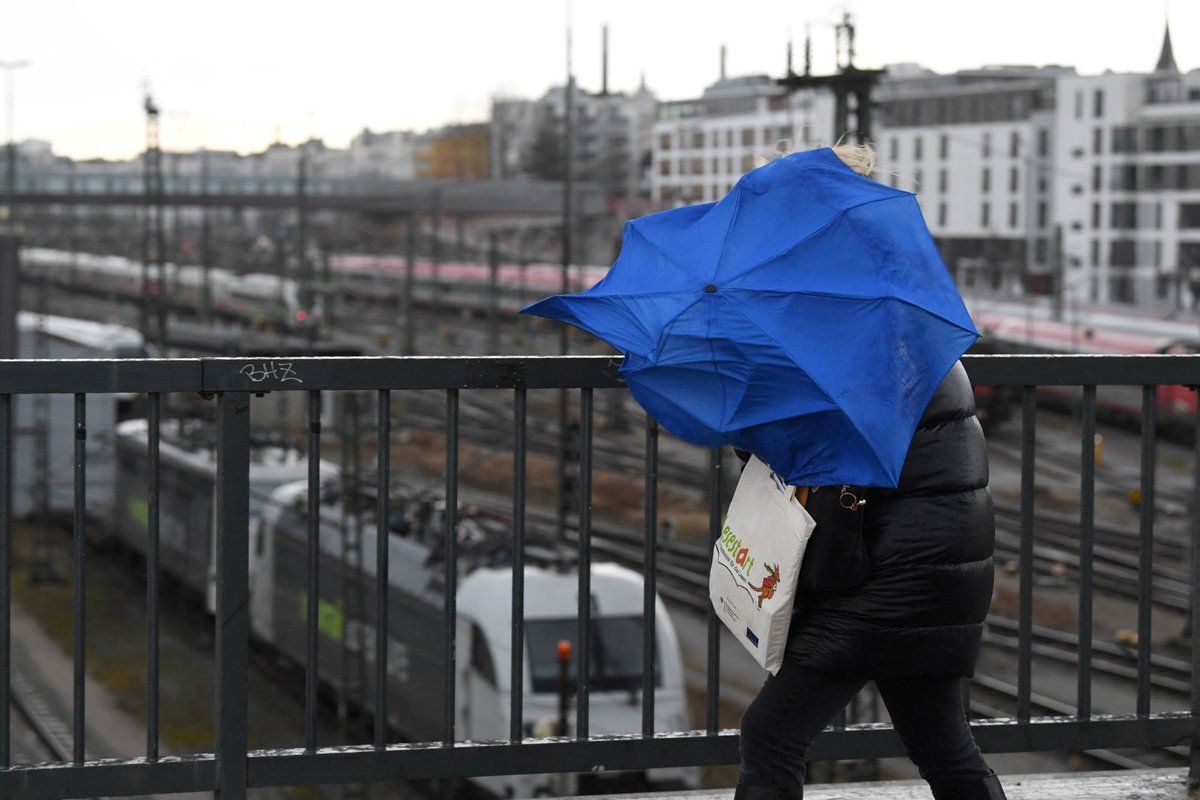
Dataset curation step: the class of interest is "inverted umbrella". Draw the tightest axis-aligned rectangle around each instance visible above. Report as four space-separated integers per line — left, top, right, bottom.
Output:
522 147 979 487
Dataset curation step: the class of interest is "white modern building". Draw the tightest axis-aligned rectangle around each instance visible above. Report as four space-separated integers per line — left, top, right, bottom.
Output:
650 75 836 206
1049 26 1200 307
875 64 1067 295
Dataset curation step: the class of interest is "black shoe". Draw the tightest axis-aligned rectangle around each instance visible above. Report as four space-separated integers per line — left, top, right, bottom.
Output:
932 770 1007 800
733 784 802 800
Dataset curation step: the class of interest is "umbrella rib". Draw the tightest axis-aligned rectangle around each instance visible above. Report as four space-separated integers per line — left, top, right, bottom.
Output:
710 189 744 281
721 194 910 286
719 294 894 481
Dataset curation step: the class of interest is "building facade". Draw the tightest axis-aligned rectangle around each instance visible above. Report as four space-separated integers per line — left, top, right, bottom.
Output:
650 75 836 206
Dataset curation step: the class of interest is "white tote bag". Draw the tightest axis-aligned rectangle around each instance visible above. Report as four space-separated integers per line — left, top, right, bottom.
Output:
708 455 816 674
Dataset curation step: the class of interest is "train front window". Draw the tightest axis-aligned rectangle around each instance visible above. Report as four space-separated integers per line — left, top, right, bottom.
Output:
526 615 660 693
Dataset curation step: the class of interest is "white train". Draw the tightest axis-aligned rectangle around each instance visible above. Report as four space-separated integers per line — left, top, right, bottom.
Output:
20 248 318 330
12 312 149 520
257 478 698 798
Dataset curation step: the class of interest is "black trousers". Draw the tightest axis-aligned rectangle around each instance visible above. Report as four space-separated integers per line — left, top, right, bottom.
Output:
739 660 991 797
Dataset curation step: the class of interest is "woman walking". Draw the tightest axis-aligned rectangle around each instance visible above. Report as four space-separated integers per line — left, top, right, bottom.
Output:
734 145 1005 800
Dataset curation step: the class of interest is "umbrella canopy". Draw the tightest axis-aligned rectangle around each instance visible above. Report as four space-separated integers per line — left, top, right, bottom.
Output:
522 146 978 487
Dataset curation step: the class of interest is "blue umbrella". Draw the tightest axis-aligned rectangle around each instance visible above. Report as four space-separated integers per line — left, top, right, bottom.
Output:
522 147 978 487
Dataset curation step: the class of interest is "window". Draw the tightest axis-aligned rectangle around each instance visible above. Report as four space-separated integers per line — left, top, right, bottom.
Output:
726 129 733 147
939 134 949 160
981 202 990 227
1038 174 1048 193
725 156 733 172
1074 90 1083 119
981 168 991 193
1111 125 1137 153
1092 165 1102 192
1092 127 1103 155
711 131 720 148
1091 239 1100 266
1009 167 1019 193
1008 202 1018 228
982 132 991 158
1179 203 1200 229
914 136 924 160
1182 242 1200 269
1093 88 1104 119
1037 128 1049 157
889 137 898 161
691 158 703 174
937 202 948 227
659 133 671 150
741 128 754 146
712 157 719 173
1037 202 1047 229
691 131 704 149
470 624 496 687
1091 202 1100 228
1110 202 1137 229
1010 131 1020 158
659 159 671 176
526 616 658 693
938 169 948 193
1109 240 1136 266
740 154 754 171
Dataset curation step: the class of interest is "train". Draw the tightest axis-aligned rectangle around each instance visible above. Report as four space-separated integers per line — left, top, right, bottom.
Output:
20 248 322 333
968 303 1200 432
11 312 149 520
111 417 330 615
108 416 697 797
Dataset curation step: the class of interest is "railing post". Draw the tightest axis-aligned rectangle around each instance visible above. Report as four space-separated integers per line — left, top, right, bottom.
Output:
215 392 251 800
1190 397 1200 797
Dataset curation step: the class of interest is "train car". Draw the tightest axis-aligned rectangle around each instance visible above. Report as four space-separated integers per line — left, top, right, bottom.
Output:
12 312 149 521
112 417 333 612
971 309 1200 431
256 479 699 798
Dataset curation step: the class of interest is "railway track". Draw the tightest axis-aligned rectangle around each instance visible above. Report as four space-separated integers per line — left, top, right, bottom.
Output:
9 667 73 764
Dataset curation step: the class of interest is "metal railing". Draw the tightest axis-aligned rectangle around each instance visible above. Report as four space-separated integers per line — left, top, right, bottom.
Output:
0 353 1198 799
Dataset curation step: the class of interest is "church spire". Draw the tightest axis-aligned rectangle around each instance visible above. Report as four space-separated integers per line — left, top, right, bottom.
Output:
1155 21 1179 73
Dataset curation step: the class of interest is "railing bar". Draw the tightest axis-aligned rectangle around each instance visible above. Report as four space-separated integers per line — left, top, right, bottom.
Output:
443 388 459 745
706 447 723 734
1017 386 1035 724
1189 389 1200 788
305 391 320 753
641 418 659 738
0 395 11 770
375 390 390 749
72 393 86 764
510 388 527 744
1137 385 1157 718
1077 385 1096 719
214 392 251 800
576 388 593 741
147 393 161 761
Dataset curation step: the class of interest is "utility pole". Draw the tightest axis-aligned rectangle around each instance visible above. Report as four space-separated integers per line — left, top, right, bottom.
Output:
297 142 315 345
404 213 416 355
1051 224 1065 321
0 234 19 358
200 148 213 322
557 13 575 542
142 89 167 350
1 60 31 228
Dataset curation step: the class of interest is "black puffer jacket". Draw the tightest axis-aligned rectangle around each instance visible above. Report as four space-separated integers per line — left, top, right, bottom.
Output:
783 361 995 678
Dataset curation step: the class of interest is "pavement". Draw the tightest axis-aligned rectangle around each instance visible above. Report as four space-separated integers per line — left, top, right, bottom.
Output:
555 767 1190 799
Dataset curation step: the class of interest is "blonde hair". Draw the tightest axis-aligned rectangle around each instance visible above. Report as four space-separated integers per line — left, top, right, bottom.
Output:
831 142 877 178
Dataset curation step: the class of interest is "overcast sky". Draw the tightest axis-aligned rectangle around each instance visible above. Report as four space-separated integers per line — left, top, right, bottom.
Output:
2 1 1196 161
